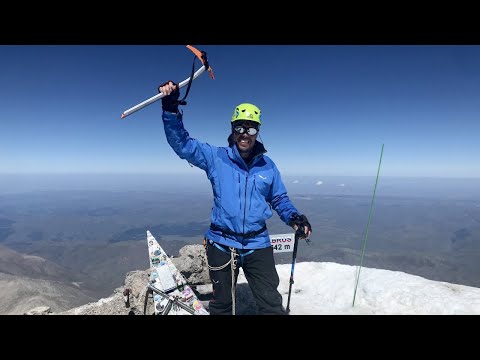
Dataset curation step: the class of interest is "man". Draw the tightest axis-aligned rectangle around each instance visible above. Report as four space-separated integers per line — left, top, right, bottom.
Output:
159 81 312 315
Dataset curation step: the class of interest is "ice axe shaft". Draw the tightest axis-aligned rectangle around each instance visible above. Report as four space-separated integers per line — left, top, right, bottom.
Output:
121 65 207 119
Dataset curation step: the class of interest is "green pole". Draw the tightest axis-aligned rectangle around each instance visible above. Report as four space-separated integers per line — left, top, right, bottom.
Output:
352 144 384 307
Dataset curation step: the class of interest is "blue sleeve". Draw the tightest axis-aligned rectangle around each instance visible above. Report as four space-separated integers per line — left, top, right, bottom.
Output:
162 111 215 172
267 163 300 225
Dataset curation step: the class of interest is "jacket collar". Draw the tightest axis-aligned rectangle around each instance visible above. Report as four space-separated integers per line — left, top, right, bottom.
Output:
229 141 267 169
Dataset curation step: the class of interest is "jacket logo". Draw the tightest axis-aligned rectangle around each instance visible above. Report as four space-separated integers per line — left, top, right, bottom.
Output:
259 175 267 180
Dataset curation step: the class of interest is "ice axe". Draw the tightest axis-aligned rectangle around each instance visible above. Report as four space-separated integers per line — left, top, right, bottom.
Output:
120 45 214 119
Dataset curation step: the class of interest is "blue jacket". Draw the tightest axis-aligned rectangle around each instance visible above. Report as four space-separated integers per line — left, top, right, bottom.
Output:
163 111 300 250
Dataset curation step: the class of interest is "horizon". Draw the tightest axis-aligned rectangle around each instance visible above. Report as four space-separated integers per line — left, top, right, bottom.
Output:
0 172 479 179
1 173 479 200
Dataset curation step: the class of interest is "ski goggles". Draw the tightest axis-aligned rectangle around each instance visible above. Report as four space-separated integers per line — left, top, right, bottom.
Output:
233 125 258 136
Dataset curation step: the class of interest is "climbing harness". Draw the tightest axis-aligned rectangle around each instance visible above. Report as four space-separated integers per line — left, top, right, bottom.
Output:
209 223 267 239
204 238 255 315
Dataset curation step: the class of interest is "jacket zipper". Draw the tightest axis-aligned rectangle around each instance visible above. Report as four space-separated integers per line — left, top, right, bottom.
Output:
238 173 241 210
242 171 249 248
249 175 256 211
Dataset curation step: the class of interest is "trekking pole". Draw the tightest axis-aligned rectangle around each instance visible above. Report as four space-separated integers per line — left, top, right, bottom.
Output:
285 226 304 314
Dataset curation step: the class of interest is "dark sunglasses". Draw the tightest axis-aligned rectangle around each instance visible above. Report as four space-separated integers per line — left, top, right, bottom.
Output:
234 126 258 136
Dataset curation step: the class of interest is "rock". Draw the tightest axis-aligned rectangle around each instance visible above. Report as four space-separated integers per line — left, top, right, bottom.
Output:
171 244 210 285
56 244 262 315
24 306 52 315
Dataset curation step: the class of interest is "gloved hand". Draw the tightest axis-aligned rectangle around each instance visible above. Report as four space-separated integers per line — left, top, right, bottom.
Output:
288 214 312 239
158 80 181 113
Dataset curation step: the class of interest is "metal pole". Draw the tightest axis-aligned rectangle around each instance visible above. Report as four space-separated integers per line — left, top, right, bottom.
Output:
285 228 302 314
120 65 207 119
352 143 384 307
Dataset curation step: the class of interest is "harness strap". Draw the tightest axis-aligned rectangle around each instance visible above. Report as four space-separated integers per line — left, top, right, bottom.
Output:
204 239 256 316
210 223 267 239
212 241 255 257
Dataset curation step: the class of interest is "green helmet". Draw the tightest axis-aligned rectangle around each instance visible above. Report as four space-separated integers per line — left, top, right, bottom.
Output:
231 103 262 125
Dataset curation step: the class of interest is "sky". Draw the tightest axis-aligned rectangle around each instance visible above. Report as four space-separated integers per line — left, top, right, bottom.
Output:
1 45 479 178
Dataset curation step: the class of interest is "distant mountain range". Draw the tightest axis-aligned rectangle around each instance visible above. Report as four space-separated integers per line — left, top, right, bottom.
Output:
1 176 479 313
0 245 97 314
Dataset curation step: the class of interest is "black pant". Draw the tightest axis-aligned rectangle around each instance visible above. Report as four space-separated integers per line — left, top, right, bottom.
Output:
206 240 286 315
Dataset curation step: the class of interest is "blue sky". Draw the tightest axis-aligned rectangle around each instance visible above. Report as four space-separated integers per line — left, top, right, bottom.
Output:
1 45 479 177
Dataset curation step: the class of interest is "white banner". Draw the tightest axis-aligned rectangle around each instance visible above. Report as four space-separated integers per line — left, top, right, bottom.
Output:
270 233 295 253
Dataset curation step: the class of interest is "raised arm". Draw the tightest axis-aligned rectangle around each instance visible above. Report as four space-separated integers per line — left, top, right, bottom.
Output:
160 81 215 172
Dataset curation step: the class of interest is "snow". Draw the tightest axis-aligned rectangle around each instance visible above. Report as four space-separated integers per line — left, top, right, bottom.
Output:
237 262 480 315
